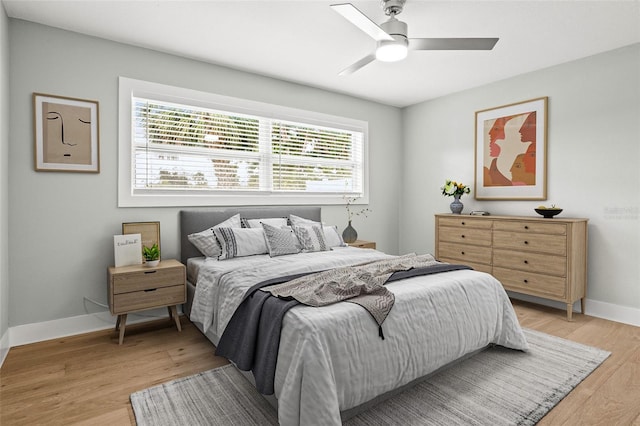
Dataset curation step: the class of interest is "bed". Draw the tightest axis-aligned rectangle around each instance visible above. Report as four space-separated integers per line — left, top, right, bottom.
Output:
180 206 529 426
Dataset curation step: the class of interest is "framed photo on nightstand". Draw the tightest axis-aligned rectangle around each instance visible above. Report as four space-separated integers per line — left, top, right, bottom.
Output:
122 221 160 256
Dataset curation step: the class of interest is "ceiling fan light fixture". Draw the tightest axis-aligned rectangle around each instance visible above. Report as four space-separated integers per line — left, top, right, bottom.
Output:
376 38 408 62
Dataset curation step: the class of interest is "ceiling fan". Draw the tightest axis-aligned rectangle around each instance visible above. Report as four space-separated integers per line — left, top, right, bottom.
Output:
331 0 499 75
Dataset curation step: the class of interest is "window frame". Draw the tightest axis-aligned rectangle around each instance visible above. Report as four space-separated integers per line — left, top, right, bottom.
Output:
118 77 369 207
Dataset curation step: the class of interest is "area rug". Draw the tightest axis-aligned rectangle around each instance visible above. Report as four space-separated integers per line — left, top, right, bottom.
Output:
130 329 610 426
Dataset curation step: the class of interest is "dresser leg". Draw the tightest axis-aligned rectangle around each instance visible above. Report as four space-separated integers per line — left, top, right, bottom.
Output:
118 314 127 345
566 304 573 322
169 305 182 332
580 298 586 315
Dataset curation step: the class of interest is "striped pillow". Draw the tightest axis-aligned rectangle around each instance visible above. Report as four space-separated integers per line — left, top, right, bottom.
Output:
187 214 241 258
292 224 328 253
213 227 268 260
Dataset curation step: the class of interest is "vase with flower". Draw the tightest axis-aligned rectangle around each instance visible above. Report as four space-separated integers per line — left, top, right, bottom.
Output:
441 179 471 214
343 196 371 243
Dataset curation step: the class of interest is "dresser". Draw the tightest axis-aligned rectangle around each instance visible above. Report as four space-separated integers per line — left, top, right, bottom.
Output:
435 214 588 320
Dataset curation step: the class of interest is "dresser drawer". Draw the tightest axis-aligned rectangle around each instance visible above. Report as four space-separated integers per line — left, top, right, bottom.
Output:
439 227 492 246
112 267 184 294
438 241 492 265
438 217 493 229
493 220 566 235
438 257 492 274
493 267 566 299
493 231 566 256
113 285 185 314
493 249 566 277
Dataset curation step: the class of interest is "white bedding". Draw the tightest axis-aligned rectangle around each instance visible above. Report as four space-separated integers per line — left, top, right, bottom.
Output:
189 247 529 426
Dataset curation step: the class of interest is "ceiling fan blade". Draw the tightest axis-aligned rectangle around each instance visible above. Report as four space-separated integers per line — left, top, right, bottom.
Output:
331 3 394 42
409 38 499 51
338 54 377 76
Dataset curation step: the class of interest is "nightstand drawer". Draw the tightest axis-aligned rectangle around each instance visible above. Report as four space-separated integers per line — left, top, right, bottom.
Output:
113 285 185 314
112 268 184 294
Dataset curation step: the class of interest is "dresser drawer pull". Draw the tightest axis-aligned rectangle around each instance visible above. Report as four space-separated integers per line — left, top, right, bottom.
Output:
144 270 157 274
461 235 465 238
523 279 528 284
144 288 157 292
524 225 529 230
461 251 465 255
461 221 465 225
524 241 529 245
524 260 529 264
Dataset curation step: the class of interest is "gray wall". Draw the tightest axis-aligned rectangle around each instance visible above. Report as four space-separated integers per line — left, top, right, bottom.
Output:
0 4 10 350
401 44 640 312
8 20 402 327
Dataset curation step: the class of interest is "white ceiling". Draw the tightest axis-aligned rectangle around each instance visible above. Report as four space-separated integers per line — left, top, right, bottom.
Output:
3 0 640 107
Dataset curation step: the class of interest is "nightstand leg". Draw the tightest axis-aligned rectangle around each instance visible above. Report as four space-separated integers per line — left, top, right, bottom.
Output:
566 304 573 322
115 315 121 332
580 298 586 315
118 314 127 345
169 305 181 332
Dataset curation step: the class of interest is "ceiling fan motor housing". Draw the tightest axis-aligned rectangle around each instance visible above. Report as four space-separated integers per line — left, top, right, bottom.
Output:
381 0 406 16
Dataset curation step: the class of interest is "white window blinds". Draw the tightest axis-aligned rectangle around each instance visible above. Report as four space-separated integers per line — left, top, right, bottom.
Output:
132 98 364 194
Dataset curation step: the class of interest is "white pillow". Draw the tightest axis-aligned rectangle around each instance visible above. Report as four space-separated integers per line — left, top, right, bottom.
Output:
242 217 288 229
289 214 319 226
213 227 268 260
292 224 329 253
187 214 241 258
323 225 346 248
262 223 301 257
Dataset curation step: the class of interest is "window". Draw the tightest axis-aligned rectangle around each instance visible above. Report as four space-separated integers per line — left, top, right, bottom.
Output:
118 78 368 207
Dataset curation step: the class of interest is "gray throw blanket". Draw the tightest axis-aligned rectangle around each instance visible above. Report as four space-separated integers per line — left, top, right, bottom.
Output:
261 253 440 329
215 255 472 395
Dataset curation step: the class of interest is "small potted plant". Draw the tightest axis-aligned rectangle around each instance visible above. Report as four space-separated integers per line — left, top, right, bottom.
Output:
143 243 160 267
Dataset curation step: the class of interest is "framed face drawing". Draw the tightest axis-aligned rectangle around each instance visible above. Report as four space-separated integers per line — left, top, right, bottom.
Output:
33 93 100 172
474 97 547 200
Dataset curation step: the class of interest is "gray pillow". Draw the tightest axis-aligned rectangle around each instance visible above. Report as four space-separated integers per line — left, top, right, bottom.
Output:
262 223 301 257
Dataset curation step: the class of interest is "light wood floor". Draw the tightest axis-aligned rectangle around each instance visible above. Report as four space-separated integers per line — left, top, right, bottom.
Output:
1 300 639 425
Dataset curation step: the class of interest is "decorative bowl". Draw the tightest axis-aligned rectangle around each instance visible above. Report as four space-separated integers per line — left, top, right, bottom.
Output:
534 208 563 219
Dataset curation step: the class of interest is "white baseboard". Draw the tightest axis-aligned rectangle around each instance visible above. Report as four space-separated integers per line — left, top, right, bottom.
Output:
8 307 178 348
508 292 640 327
0 329 9 368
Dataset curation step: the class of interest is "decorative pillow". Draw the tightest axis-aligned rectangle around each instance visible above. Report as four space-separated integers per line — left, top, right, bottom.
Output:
292 224 329 253
187 214 242 258
289 214 319 226
241 217 288 229
213 227 268 260
262 223 301 257
323 225 347 248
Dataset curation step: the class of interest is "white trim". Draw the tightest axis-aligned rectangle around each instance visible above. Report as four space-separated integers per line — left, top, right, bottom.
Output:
508 292 640 327
118 77 369 207
8 308 177 348
0 329 9 368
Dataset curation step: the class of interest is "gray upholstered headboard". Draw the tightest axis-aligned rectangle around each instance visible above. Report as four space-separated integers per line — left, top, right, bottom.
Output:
179 206 321 265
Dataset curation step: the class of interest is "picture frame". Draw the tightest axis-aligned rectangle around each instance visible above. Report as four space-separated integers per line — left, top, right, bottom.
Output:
474 97 547 200
33 93 100 173
122 222 160 258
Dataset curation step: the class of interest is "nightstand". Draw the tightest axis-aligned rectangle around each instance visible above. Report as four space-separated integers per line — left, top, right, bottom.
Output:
348 240 376 249
108 259 186 344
